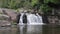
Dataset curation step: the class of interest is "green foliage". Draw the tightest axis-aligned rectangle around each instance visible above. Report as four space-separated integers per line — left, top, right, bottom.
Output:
31 0 38 6
23 0 32 9
40 4 52 14
40 0 60 14
8 0 21 9
0 0 60 14
44 0 60 4
1 0 8 8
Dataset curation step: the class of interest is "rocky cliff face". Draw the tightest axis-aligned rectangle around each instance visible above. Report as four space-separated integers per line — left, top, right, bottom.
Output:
0 8 17 26
48 16 59 24
0 8 60 26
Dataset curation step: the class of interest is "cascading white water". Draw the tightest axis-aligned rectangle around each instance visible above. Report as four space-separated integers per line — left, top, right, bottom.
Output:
27 13 44 25
19 13 24 25
19 13 44 25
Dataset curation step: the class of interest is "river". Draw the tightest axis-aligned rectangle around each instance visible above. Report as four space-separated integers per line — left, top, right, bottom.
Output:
0 24 60 34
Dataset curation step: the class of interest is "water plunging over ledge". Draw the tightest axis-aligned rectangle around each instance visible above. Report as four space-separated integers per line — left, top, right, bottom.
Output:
19 12 44 25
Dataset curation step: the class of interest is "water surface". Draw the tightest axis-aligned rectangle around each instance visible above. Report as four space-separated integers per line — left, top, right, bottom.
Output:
0 25 60 34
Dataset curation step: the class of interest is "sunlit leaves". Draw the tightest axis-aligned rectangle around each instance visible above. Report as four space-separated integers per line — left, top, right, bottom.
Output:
31 0 39 6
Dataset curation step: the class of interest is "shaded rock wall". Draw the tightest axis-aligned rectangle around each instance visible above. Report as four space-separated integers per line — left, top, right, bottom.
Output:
42 15 60 24
47 16 60 24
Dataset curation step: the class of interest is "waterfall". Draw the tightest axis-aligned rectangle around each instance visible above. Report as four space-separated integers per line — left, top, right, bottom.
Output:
19 13 44 25
19 13 24 25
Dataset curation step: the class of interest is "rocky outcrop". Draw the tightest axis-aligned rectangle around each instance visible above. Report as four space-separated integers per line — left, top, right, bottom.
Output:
0 20 11 26
47 16 60 24
0 9 3 14
0 8 18 26
0 14 11 26
0 14 11 20
2 9 17 21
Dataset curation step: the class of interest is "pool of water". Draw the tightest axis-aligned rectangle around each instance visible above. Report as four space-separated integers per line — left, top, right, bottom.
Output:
0 24 60 34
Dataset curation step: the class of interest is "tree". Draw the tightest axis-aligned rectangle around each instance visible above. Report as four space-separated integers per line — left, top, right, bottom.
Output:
40 0 60 15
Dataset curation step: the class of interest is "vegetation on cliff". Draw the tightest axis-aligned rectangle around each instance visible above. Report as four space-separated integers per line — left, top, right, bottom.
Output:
0 0 60 14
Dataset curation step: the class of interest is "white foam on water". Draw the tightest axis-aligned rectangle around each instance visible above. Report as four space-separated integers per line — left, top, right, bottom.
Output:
18 22 46 25
27 23 44 25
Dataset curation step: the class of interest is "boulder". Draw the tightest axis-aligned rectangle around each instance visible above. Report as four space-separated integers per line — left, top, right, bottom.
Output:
0 20 11 27
0 9 3 14
2 9 17 21
0 14 11 21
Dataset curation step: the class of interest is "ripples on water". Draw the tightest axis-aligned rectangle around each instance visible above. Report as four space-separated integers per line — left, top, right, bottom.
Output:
0 25 60 34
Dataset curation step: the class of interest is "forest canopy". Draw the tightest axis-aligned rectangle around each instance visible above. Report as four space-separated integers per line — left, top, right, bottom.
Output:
0 0 60 14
